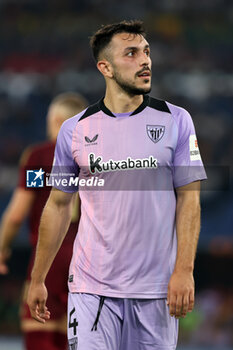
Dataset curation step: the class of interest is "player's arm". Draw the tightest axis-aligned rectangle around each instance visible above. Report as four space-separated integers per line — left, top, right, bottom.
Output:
27 187 76 323
0 188 35 274
167 180 200 319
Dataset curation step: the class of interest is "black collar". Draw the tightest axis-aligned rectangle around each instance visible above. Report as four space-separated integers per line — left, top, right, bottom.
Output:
99 95 150 117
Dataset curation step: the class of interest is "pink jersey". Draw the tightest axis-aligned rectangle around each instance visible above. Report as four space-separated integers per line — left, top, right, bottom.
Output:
52 95 207 298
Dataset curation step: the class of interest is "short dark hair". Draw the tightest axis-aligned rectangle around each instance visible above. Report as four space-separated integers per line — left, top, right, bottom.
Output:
90 20 146 62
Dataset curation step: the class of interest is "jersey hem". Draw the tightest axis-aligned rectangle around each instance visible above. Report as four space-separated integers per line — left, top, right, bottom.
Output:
68 287 168 299
52 185 78 193
174 174 207 188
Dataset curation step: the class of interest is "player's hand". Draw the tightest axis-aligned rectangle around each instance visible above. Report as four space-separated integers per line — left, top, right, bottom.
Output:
167 270 194 319
27 281 51 323
0 248 11 274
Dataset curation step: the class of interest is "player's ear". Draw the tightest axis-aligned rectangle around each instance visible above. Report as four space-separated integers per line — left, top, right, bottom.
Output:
97 60 113 78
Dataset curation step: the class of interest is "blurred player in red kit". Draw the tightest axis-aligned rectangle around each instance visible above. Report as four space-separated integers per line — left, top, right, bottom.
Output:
0 92 87 350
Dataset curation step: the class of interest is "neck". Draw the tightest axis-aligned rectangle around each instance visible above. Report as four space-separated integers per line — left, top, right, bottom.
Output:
104 86 144 113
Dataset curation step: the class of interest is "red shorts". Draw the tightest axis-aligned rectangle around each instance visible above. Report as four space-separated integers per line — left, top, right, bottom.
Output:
21 242 73 321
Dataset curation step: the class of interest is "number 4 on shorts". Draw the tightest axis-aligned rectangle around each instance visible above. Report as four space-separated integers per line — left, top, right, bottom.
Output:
69 307 78 336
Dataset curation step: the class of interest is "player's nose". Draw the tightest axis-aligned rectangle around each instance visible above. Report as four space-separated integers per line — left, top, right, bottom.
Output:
139 51 150 67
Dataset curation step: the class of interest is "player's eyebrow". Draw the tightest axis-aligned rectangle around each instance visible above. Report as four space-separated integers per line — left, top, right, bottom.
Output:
123 44 150 53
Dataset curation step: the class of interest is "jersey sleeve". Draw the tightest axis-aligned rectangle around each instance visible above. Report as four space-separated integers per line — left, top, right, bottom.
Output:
172 107 207 188
50 120 80 193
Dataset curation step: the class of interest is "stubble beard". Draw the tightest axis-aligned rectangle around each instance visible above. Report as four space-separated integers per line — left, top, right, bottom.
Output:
113 69 151 96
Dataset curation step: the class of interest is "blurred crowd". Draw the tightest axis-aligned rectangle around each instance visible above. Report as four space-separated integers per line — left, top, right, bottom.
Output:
179 287 233 347
0 0 232 347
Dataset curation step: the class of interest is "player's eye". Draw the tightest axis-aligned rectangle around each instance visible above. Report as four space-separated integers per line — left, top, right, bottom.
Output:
127 51 135 57
144 49 150 56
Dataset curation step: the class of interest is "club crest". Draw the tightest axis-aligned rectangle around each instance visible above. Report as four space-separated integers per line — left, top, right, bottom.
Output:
146 125 165 143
